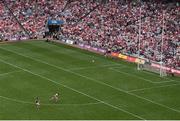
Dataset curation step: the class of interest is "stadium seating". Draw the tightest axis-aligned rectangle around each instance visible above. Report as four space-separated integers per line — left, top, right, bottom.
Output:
0 0 179 69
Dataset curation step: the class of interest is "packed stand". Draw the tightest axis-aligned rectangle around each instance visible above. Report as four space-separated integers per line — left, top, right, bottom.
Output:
0 1 27 41
0 0 179 69
62 1 180 69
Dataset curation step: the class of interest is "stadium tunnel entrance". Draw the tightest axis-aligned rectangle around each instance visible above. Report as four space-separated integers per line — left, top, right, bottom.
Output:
44 20 64 39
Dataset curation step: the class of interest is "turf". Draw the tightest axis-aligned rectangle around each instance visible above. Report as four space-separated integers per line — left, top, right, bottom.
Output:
0 40 179 120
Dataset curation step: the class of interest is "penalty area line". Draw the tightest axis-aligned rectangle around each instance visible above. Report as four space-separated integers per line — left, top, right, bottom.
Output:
68 63 123 71
127 83 180 93
1 47 180 114
0 70 21 77
0 58 145 120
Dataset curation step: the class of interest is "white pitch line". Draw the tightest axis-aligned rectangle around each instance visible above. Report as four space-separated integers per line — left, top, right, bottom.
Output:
67 69 180 114
0 95 102 106
109 68 155 84
1 47 180 114
41 42 179 83
114 66 178 82
141 69 178 82
0 58 145 120
0 70 21 77
127 83 180 93
2 45 176 84
72 45 178 83
68 64 123 71
109 67 176 84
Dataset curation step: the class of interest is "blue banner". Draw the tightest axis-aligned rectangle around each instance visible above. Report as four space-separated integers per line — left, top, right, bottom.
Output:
47 20 64 25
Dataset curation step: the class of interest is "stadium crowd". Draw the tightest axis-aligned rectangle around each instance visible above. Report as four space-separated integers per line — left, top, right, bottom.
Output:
0 1 27 40
0 0 179 68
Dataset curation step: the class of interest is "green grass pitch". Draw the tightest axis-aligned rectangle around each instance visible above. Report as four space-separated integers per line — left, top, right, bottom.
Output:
0 40 179 120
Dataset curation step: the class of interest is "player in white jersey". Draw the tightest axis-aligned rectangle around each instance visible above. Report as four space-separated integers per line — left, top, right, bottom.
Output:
50 93 59 102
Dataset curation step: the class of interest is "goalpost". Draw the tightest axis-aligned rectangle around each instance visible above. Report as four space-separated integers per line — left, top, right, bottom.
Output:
137 3 167 77
159 10 166 77
137 5 141 71
139 62 167 77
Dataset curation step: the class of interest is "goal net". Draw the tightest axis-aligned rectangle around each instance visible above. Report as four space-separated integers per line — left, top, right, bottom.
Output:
139 62 167 77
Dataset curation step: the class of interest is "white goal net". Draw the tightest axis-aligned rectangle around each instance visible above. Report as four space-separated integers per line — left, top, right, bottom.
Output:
139 63 167 77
